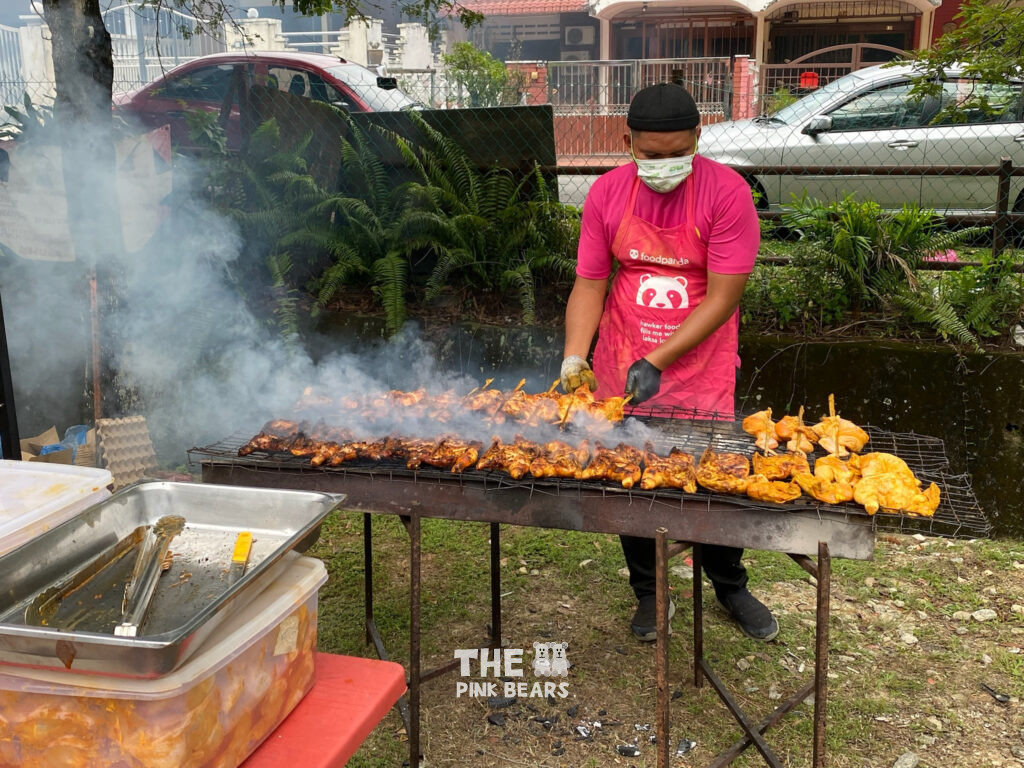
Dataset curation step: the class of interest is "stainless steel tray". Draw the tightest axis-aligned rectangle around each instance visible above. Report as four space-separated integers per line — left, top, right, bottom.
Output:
0 481 344 677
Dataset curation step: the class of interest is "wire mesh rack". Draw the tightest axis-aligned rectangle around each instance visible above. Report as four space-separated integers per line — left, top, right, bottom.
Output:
190 407 989 540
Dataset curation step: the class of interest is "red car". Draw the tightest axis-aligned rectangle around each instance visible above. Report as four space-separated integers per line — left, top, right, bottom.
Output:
113 51 418 151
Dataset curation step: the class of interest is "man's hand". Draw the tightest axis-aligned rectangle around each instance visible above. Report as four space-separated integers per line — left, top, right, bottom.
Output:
560 355 598 393
625 358 662 404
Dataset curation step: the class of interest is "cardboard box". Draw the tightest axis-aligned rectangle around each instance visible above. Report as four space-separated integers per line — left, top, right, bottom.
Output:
19 426 97 466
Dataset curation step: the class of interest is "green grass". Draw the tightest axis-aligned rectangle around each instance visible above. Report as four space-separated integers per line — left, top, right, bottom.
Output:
307 515 1024 767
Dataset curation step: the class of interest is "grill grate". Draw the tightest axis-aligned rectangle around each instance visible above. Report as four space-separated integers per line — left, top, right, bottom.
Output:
190 409 988 540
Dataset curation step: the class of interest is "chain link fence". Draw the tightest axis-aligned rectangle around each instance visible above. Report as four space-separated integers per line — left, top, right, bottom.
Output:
3 38 1024 247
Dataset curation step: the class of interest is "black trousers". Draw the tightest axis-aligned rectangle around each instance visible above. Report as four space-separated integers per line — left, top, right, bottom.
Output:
620 535 747 601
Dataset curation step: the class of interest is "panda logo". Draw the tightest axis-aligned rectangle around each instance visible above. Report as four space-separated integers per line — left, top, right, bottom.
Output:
636 274 689 309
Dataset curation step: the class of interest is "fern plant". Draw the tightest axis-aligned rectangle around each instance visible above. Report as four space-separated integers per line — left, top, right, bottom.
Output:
395 114 578 322
782 195 988 348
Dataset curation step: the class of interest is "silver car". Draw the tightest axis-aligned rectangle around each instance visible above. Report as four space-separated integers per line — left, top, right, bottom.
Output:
699 64 1024 214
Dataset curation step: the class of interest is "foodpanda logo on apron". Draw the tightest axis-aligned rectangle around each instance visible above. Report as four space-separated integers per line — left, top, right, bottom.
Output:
636 274 689 310
628 248 689 267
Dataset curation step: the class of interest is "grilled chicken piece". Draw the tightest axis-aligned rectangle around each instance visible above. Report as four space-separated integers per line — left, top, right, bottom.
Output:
742 409 779 452
556 385 598 425
640 444 697 492
238 420 303 455
502 390 561 426
793 473 855 505
814 455 861 485
696 448 750 494
746 474 802 504
752 451 810 481
475 436 542 479
581 442 643 488
403 439 438 469
812 394 869 457
852 452 940 516
775 407 818 454
530 440 591 479
854 474 940 516
584 396 628 424
410 437 484 472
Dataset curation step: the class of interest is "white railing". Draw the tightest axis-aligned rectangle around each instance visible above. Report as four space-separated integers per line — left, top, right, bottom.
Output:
547 58 732 116
0 23 25 115
103 2 225 94
280 30 346 54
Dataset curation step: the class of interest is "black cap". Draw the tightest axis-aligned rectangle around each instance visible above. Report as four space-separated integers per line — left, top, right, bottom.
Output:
626 83 700 132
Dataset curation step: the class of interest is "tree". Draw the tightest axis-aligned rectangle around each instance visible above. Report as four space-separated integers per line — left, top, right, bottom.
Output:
908 0 1024 106
441 42 524 107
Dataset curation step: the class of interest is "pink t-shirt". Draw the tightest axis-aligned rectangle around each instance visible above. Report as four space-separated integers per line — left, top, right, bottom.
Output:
576 155 760 279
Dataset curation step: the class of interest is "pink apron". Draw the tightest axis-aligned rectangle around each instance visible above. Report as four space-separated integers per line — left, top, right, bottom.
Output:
591 174 739 413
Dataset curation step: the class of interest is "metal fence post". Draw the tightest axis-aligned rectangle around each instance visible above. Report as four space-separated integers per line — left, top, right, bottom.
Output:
993 156 1012 256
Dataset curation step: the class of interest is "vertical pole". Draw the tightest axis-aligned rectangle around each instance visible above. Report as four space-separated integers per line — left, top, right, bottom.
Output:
812 541 831 768
692 542 703 688
993 156 1012 256
655 528 670 768
364 512 373 645
89 270 101 423
490 522 502 647
409 513 421 768
0 290 20 459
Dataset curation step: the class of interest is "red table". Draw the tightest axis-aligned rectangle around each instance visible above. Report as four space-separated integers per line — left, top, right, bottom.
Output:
243 652 407 767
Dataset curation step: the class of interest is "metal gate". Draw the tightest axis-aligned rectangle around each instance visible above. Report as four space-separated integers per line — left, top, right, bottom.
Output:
102 3 225 94
0 23 24 116
760 43 905 105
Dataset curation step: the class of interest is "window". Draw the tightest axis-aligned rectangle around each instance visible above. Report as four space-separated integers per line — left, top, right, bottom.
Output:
937 80 1024 124
154 65 235 103
827 81 934 131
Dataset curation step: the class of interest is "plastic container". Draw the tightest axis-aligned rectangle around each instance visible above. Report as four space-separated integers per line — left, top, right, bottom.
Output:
0 554 327 768
0 460 112 556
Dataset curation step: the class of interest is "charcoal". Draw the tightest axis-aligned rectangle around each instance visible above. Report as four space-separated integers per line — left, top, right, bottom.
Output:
488 695 517 709
487 713 506 727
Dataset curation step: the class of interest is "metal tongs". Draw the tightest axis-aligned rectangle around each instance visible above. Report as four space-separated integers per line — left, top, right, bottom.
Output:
114 515 186 637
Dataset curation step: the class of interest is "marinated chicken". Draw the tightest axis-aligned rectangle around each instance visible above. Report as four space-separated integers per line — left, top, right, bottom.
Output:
476 436 543 479
852 452 940 516
742 408 779 452
793 473 855 505
752 451 810 480
640 444 697 492
406 437 483 473
746 474 802 504
696 449 750 494
581 442 644 488
774 406 818 454
814 454 861 485
530 440 591 479
502 389 561 426
812 394 869 457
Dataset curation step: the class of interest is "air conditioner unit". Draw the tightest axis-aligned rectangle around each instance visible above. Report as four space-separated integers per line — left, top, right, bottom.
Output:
564 26 595 46
560 49 590 61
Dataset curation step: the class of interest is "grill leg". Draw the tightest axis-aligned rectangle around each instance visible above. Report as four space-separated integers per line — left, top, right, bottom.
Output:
490 522 502 647
410 513 422 768
693 543 704 688
655 528 670 768
813 541 831 768
364 513 373 646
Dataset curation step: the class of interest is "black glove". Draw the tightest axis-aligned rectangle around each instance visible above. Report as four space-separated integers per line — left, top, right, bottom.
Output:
625 358 662 404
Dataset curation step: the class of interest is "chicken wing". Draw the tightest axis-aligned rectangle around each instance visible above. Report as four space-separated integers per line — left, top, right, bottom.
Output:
530 440 591 479
746 474 802 504
742 408 779 452
696 449 750 494
475 436 542 479
640 444 697 492
812 394 869 457
793 472 855 505
814 455 861 485
752 451 810 480
774 406 818 454
854 475 941 516
581 442 643 488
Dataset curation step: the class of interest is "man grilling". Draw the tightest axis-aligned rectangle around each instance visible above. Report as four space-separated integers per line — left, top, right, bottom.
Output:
560 82 778 643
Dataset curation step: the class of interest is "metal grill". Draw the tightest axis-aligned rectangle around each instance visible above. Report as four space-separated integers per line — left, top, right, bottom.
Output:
189 410 989 540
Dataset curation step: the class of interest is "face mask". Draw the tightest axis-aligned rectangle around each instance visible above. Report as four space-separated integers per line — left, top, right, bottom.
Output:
631 139 696 194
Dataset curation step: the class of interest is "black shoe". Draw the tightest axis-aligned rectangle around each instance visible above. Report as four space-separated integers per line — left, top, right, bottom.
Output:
716 589 779 641
630 596 675 642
